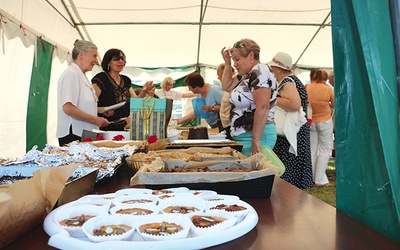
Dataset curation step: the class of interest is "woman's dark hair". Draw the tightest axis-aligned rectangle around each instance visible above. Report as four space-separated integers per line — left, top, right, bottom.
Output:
101 48 125 72
184 72 205 88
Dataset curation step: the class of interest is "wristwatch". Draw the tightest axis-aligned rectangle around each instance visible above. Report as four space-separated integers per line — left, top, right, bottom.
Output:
211 106 215 112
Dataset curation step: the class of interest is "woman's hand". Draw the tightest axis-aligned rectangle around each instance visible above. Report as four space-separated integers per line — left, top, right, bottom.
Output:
174 118 182 125
251 142 261 156
103 109 114 117
124 116 131 129
143 81 155 92
95 117 110 128
201 105 213 112
221 47 231 64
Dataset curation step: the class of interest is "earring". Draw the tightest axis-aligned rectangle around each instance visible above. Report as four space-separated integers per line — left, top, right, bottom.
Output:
107 66 110 71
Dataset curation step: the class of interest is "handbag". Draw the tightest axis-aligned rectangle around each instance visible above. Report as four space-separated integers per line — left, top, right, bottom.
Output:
275 106 307 136
130 97 173 140
274 106 287 136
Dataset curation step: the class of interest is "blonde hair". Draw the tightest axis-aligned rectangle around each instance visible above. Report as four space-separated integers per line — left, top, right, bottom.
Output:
230 38 260 61
71 40 97 61
160 77 175 90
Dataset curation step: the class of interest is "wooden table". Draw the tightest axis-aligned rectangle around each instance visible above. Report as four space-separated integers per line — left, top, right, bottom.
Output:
4 167 399 249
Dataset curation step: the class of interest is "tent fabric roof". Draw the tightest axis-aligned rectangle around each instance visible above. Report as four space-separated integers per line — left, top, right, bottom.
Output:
0 0 332 68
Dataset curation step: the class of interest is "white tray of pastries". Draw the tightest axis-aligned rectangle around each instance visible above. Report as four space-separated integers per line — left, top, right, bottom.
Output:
44 187 258 250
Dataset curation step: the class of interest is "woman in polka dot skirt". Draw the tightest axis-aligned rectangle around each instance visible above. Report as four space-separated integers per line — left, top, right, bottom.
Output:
268 52 313 190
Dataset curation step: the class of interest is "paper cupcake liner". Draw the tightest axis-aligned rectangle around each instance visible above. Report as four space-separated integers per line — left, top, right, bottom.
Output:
189 190 217 197
78 193 116 202
206 200 250 221
202 194 240 205
54 204 109 237
109 203 160 217
155 193 176 200
115 188 153 197
166 187 190 193
82 214 136 242
112 194 159 207
136 214 191 241
77 197 112 210
150 187 189 195
158 197 206 215
188 211 238 237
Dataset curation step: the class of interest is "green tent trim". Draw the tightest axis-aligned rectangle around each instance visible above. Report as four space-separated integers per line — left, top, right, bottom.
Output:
26 38 54 151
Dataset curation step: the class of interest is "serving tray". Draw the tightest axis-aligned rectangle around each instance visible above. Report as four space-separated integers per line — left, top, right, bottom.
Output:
43 189 258 250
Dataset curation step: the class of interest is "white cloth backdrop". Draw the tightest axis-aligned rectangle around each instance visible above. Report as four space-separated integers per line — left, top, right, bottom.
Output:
0 37 33 158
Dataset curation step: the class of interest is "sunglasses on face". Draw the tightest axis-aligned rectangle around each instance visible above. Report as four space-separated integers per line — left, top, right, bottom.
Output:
111 55 126 62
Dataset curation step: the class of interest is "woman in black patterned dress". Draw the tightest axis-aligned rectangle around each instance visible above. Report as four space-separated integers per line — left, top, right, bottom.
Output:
92 48 154 131
268 52 313 190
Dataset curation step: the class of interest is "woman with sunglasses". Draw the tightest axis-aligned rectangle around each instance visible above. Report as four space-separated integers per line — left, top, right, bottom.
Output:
220 39 278 156
92 48 154 131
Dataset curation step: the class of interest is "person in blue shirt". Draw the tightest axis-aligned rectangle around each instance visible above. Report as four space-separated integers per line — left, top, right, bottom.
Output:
176 72 224 131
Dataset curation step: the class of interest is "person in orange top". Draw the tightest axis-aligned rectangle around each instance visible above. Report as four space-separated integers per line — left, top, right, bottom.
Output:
306 69 334 187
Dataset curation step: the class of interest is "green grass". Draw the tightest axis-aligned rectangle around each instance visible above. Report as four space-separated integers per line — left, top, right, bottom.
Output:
304 158 336 207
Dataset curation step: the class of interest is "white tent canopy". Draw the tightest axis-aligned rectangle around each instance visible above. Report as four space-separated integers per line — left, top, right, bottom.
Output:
1 0 332 68
0 0 332 158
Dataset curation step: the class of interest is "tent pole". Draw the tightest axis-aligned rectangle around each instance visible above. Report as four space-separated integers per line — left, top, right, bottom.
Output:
59 0 85 40
294 12 331 68
196 0 209 70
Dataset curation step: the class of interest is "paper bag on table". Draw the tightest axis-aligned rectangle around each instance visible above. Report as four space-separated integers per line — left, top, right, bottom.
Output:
0 163 79 248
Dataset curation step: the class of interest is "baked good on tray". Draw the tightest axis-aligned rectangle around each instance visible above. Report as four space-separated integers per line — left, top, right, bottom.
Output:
92 224 132 236
162 205 200 214
209 204 247 212
115 207 154 216
139 221 183 235
112 194 158 206
152 189 173 195
189 212 238 236
121 198 154 204
136 214 192 241
109 204 160 217
190 215 226 228
188 126 209 139
59 214 95 227
54 204 109 237
207 202 250 221
82 214 136 242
